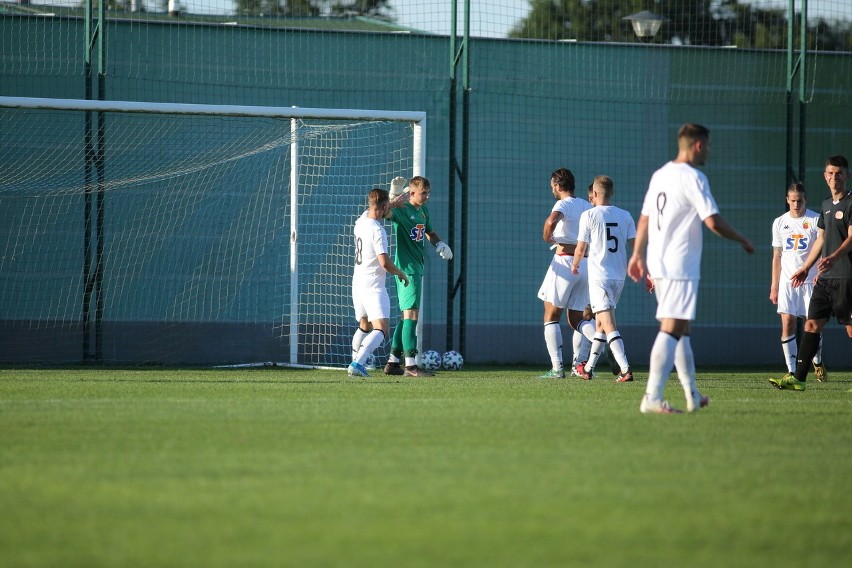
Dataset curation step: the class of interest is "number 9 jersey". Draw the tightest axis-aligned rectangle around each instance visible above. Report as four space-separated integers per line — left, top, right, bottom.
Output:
642 161 719 280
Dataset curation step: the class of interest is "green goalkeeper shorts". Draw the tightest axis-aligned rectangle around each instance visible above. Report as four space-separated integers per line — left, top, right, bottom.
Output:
396 273 423 311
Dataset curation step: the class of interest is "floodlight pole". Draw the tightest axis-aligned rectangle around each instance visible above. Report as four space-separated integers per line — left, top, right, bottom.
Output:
448 0 470 355
786 0 808 185
83 0 106 363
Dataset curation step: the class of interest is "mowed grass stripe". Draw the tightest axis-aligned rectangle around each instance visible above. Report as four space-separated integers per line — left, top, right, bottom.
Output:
1 368 849 567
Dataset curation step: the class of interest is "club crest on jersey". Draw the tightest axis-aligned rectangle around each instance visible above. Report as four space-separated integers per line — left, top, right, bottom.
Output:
803 221 810 229
409 224 426 242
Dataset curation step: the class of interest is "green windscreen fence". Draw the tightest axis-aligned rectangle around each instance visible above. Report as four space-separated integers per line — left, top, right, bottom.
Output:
1 1 851 365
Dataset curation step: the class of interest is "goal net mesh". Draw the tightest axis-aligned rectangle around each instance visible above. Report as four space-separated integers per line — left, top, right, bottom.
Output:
0 103 417 366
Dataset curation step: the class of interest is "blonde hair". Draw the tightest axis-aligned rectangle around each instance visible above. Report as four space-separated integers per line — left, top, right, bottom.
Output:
408 176 430 191
593 175 614 199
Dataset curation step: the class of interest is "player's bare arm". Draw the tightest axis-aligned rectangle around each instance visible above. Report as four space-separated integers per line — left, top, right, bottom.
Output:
791 230 824 287
378 254 409 287
770 247 782 304
703 214 755 253
542 211 563 244
817 224 852 273
571 241 588 274
627 214 649 283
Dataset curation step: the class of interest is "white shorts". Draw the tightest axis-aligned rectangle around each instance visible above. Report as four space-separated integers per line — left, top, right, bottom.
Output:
589 279 624 313
653 278 699 321
777 279 813 318
352 286 390 322
537 255 590 311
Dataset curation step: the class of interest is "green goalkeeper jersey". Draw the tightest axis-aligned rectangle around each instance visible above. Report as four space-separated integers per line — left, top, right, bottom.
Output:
389 202 433 275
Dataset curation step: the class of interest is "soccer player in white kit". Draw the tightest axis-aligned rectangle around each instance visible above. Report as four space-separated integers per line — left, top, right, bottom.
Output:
769 182 826 379
628 123 754 414
349 188 409 377
571 176 636 382
537 168 594 378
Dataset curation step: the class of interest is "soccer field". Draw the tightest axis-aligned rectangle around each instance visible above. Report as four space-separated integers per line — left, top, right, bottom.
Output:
1 367 849 567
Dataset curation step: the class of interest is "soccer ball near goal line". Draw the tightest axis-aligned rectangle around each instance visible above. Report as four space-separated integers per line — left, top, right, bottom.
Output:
441 351 464 371
421 350 442 371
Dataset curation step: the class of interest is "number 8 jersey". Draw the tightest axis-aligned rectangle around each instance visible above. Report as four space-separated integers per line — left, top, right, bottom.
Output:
353 211 391 291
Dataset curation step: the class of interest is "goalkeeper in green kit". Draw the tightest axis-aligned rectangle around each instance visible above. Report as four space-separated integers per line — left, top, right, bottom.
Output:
383 175 453 377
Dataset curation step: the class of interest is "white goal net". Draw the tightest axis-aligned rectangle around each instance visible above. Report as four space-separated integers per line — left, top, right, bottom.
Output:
0 97 425 367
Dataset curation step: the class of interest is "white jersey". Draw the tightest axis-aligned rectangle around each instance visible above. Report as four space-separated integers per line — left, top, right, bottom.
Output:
352 211 390 291
577 205 636 282
641 161 719 280
771 210 820 283
550 196 593 245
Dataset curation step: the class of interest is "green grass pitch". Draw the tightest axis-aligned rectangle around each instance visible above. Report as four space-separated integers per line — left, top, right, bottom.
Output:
1 366 849 567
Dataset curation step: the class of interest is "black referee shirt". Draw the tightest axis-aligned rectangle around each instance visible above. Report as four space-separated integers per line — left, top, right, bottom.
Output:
817 191 852 279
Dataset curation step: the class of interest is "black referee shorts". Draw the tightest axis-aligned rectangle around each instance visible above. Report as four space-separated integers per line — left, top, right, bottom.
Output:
807 278 852 325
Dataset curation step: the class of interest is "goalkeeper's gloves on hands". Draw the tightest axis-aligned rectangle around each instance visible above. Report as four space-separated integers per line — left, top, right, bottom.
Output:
436 241 453 261
389 176 408 199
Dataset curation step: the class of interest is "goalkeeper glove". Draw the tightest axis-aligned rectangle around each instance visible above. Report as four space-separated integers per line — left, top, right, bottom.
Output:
389 176 408 199
436 241 453 261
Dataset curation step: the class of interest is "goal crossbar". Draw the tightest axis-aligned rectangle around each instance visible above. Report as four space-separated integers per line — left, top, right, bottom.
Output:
0 96 427 123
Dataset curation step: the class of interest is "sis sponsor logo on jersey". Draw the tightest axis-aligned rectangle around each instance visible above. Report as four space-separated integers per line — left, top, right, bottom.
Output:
785 234 810 251
409 224 426 242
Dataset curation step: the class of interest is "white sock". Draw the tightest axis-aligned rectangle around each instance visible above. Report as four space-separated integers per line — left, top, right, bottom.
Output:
781 334 797 373
674 336 702 411
352 327 369 360
577 319 596 342
606 331 629 373
646 332 677 402
544 321 563 371
354 330 384 366
405 356 417 367
812 335 823 365
572 331 590 364
585 332 606 373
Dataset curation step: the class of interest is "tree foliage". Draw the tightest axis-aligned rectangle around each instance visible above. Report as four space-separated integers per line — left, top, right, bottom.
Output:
235 0 392 19
509 0 852 51
329 0 391 18
235 0 317 16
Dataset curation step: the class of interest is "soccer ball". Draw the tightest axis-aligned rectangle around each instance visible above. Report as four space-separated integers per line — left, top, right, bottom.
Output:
441 350 464 371
365 353 379 370
421 350 442 371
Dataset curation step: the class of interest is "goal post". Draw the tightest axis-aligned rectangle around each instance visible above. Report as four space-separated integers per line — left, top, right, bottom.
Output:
0 96 426 367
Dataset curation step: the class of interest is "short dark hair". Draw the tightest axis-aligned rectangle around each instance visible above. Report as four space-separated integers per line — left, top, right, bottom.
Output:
677 123 710 145
826 155 849 171
368 187 389 207
551 168 575 193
